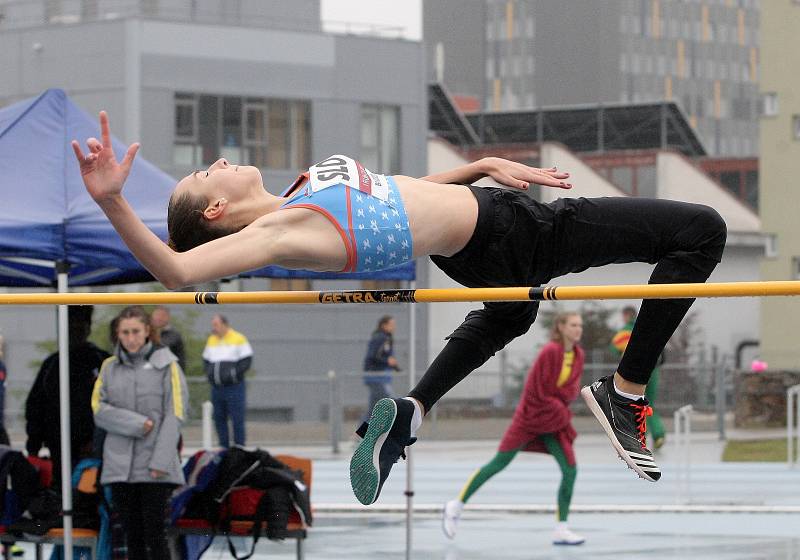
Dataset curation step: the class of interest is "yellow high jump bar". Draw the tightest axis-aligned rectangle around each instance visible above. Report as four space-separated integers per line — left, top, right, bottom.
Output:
0 280 799 305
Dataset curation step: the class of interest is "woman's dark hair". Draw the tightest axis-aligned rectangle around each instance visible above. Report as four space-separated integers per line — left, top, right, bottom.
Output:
114 305 159 344
167 191 241 252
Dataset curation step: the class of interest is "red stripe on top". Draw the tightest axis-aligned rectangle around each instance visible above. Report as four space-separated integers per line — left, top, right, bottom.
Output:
344 187 357 272
355 161 372 196
281 172 309 198
282 203 355 273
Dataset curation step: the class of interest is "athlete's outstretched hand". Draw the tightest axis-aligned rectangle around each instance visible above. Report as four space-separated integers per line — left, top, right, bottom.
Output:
72 111 140 204
481 157 572 191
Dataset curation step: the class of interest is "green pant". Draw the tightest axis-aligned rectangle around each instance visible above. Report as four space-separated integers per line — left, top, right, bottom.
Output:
458 434 576 522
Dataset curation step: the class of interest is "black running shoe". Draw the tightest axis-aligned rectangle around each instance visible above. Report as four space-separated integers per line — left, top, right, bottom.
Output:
581 376 661 482
350 398 416 505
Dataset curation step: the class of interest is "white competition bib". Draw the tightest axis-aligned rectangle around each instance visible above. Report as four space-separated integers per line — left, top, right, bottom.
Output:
308 155 390 202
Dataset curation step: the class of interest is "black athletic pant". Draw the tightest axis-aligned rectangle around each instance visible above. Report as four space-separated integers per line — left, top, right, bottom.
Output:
110 482 176 560
408 188 727 413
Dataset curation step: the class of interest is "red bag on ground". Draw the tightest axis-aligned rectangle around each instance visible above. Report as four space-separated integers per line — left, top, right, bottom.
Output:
26 456 53 489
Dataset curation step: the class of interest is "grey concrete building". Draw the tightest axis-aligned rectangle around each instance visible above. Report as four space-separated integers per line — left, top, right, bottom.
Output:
425 0 760 157
0 0 428 426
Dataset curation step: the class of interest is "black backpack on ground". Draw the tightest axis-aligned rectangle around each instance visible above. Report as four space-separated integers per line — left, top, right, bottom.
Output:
194 447 312 560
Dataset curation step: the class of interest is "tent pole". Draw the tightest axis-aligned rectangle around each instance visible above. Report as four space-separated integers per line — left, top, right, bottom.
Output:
405 279 416 560
57 262 74 560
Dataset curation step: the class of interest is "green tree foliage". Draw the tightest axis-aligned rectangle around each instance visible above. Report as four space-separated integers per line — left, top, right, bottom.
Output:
33 301 212 419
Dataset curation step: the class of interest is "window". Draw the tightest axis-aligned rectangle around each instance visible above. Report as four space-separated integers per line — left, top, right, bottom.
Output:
174 93 311 169
765 235 778 259
793 257 800 280
270 278 311 291
761 92 778 117
244 100 268 167
361 280 404 290
360 105 400 174
173 94 199 166
793 115 800 141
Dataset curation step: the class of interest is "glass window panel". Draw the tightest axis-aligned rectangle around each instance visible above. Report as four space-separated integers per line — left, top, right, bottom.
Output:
268 100 290 169
245 105 267 167
380 106 400 174
271 278 311 291
173 144 199 167
198 95 219 165
175 103 194 138
636 165 657 198
221 97 242 162
361 280 402 290
719 171 740 197
360 105 379 170
246 106 266 142
291 101 311 169
745 170 758 211
610 167 633 194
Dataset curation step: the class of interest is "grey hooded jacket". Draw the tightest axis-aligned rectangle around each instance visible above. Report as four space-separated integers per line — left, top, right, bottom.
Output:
92 342 188 485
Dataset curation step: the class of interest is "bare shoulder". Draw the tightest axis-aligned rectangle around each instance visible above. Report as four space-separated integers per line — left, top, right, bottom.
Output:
248 206 348 271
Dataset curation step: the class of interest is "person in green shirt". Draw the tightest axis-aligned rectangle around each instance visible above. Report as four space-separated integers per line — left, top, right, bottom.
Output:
610 306 665 449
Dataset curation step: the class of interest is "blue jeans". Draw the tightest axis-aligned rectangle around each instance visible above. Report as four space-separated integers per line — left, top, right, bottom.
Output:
211 382 246 447
362 373 393 422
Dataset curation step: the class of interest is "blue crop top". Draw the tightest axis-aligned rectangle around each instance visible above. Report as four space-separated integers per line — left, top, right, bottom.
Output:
279 155 413 273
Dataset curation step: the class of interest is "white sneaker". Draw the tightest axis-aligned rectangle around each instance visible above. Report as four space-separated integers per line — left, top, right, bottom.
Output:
441 500 464 539
552 526 585 546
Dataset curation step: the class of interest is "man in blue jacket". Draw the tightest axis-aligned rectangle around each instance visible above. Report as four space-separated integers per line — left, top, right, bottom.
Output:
362 316 400 422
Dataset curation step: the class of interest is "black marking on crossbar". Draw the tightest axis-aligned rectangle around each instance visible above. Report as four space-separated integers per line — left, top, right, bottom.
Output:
194 292 219 304
529 287 558 301
317 289 417 304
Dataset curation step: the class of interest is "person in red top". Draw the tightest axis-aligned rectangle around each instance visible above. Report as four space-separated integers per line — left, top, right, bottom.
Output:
442 312 586 545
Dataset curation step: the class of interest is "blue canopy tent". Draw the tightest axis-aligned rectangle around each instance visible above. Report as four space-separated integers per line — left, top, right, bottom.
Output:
0 88 180 556
1 88 417 555
0 89 176 287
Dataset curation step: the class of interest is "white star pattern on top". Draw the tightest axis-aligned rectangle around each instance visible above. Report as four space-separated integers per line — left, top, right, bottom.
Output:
282 167 411 272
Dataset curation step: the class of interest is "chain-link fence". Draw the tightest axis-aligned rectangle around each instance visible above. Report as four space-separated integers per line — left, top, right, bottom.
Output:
6 359 735 446
157 355 738 450
16 353 797 453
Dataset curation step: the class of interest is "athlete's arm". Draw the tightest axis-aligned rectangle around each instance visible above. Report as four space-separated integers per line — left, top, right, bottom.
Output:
73 112 290 289
97 196 287 288
421 157 572 191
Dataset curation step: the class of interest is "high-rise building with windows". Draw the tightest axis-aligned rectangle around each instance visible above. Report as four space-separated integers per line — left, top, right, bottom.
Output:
425 0 760 156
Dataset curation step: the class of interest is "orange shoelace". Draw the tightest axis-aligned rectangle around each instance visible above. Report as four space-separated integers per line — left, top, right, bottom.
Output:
629 403 653 448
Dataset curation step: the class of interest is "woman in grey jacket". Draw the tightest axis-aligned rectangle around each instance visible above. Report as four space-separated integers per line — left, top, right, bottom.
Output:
92 306 188 560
